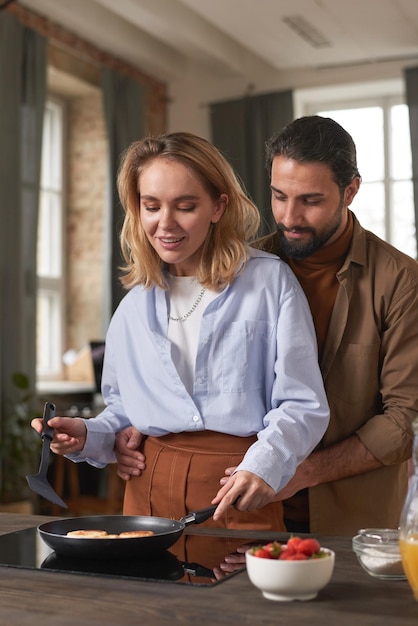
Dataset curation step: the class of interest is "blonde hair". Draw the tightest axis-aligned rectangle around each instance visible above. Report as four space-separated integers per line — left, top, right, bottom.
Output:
117 132 260 290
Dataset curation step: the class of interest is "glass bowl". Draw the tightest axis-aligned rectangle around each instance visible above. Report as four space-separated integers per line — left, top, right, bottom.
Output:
352 528 406 580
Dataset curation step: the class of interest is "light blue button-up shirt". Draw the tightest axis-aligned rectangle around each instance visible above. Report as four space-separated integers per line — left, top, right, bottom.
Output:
76 248 329 493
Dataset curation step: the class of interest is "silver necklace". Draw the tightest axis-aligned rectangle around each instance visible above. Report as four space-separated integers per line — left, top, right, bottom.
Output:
168 287 206 322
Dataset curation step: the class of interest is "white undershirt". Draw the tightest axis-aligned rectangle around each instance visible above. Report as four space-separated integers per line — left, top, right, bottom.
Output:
167 276 216 395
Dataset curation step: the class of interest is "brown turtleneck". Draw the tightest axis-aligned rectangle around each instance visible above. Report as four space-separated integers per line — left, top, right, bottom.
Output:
287 212 354 361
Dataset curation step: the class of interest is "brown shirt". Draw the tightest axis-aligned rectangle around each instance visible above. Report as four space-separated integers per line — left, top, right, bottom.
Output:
280 214 354 526
258 212 418 534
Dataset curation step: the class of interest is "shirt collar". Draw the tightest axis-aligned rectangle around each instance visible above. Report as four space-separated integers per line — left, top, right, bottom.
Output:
338 211 367 275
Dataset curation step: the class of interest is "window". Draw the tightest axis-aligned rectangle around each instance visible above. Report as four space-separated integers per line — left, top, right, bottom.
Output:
37 99 65 379
296 81 417 259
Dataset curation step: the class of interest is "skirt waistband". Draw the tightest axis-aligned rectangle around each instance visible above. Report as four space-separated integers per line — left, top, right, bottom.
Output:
146 431 258 455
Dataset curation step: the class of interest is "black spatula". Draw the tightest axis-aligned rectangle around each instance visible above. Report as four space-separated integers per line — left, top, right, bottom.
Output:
26 401 67 508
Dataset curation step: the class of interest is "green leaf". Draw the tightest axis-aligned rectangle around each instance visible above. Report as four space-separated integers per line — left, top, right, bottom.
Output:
11 372 29 390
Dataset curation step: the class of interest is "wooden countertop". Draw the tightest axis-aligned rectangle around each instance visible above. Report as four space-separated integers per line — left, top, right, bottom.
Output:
0 513 416 626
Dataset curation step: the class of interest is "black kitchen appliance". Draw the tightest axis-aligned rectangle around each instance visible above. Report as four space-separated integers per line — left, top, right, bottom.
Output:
0 526 252 586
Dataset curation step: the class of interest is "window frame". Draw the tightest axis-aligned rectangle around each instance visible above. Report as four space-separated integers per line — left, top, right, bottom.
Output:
294 79 416 259
37 96 66 381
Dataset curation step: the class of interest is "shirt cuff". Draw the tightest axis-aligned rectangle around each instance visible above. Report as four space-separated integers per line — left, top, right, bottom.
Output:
67 419 117 467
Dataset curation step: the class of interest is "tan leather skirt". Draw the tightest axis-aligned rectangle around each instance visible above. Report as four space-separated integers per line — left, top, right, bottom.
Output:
123 430 285 531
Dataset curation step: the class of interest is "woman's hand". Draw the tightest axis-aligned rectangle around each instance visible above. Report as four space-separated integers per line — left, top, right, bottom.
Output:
220 463 309 502
114 426 145 480
31 416 87 455
211 470 275 521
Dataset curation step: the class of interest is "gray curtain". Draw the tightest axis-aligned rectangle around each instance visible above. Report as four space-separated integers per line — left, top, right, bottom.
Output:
101 68 146 316
0 13 46 422
404 67 418 253
210 90 293 236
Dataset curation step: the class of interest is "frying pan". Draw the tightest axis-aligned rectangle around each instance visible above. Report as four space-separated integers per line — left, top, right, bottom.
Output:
38 505 217 560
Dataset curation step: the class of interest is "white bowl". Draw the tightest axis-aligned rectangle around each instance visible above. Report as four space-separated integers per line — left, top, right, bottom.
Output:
352 528 405 580
245 548 335 602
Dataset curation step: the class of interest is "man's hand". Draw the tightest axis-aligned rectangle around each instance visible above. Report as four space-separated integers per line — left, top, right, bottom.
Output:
114 426 145 480
219 435 384 502
219 466 236 486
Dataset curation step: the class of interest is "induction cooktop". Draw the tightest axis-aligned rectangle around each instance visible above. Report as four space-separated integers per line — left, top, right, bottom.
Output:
0 527 251 586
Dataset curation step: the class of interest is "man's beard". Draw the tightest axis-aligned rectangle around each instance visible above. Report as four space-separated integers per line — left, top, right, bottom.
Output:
276 198 344 260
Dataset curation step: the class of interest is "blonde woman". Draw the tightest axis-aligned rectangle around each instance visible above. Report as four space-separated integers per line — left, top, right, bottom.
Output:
32 132 329 530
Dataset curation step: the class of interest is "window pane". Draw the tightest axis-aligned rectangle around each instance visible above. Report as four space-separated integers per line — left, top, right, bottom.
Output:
37 290 62 375
351 181 385 239
317 107 384 182
391 180 417 258
390 105 412 180
37 190 62 277
37 98 64 379
41 102 62 190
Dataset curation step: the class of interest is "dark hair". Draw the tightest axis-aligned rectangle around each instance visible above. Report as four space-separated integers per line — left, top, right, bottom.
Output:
265 115 361 191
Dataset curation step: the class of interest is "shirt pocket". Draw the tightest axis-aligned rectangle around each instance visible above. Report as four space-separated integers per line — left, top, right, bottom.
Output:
325 342 380 408
221 320 273 393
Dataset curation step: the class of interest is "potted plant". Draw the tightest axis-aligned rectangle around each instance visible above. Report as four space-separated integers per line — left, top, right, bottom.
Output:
0 372 41 512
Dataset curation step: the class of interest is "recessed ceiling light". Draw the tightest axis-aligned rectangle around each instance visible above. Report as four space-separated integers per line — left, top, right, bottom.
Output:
282 15 332 48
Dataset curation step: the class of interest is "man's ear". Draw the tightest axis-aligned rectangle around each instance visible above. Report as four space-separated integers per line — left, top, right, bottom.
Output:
345 176 361 207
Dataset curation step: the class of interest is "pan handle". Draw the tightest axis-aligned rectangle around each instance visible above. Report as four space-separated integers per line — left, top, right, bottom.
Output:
181 505 217 527
182 561 214 578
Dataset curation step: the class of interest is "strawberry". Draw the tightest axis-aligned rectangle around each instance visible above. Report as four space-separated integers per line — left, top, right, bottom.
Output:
251 547 272 559
279 549 307 560
285 536 302 555
286 552 308 561
287 536 302 550
296 538 321 557
264 541 282 558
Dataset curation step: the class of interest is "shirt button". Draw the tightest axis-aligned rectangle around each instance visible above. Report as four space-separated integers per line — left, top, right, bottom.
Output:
202 338 208 344
192 415 199 422
196 377 203 384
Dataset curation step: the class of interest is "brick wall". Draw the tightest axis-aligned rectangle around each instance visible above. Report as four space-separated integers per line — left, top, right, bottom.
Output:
66 91 107 351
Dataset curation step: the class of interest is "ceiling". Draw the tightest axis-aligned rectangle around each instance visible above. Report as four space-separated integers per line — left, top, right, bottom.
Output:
16 0 418 82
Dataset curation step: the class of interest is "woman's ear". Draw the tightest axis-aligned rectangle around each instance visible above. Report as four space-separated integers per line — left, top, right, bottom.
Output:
212 193 228 223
